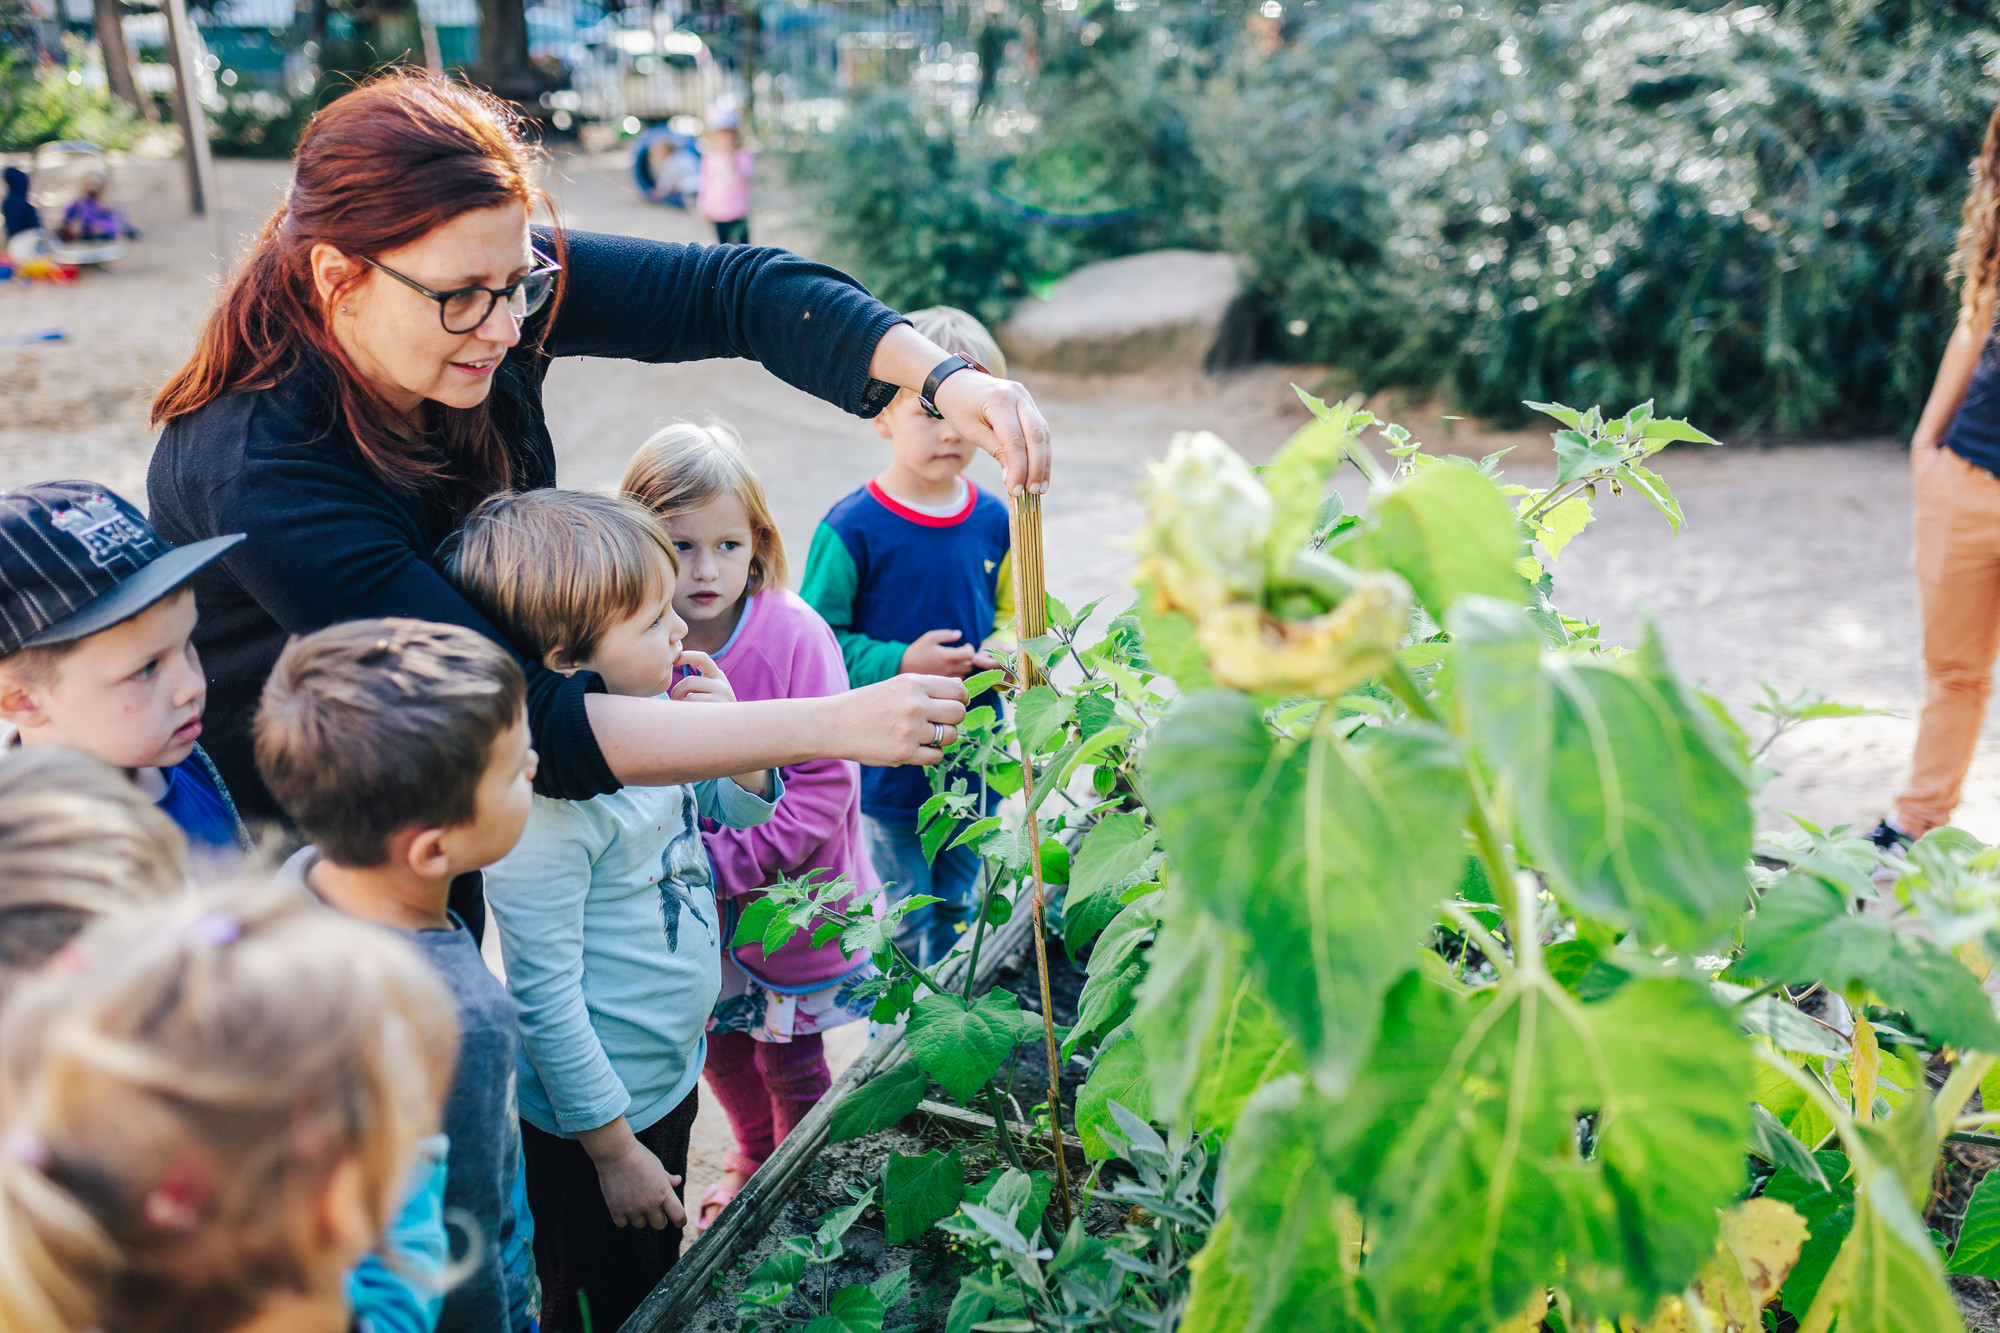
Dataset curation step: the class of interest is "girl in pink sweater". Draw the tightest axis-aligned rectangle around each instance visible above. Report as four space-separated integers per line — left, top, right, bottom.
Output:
621 420 879 1231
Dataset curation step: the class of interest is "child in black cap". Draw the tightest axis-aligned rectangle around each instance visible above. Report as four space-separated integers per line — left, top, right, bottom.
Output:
0 481 252 855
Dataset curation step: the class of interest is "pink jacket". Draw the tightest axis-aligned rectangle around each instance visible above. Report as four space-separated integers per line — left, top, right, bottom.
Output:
703 589 879 989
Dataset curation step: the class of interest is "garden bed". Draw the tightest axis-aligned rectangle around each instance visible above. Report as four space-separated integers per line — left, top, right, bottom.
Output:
621 914 1094 1332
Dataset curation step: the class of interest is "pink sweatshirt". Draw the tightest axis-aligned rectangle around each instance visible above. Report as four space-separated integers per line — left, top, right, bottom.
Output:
703 588 879 989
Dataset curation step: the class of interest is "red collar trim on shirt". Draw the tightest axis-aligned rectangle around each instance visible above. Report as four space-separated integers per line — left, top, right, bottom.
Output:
866 479 977 528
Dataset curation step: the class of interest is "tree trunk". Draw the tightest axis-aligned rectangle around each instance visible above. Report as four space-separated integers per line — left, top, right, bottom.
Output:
477 0 538 107
93 0 158 121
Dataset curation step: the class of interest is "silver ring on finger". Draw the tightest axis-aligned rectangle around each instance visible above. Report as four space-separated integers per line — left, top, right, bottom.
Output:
931 722 947 747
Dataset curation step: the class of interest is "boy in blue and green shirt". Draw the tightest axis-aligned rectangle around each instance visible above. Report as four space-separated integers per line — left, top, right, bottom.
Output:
800 307 1014 967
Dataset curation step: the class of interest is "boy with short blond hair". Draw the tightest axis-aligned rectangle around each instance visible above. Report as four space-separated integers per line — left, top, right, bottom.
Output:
799 305 1014 966
256 616 542 1333
0 481 250 854
445 488 779 1333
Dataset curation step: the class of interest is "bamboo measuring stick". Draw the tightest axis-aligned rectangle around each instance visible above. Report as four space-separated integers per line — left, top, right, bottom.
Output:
1008 491 1075 1229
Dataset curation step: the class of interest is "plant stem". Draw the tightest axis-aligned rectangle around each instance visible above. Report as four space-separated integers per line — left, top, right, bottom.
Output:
1938 1052 1998 1136
1440 900 1514 980
985 1084 1029 1173
1520 475 1598 525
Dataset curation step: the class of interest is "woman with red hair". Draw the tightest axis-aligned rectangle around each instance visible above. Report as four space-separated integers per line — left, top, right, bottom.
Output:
147 73 1047 881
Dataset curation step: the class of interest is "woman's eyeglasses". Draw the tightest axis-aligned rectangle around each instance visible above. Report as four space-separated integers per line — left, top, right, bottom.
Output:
362 249 563 335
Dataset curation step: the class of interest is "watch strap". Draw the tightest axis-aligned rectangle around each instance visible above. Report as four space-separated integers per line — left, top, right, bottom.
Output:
917 354 975 420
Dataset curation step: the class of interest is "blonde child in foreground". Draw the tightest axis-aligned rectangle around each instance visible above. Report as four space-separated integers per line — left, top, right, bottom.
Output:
0 889 457 1333
623 421 880 1230
447 489 779 1333
799 305 1015 967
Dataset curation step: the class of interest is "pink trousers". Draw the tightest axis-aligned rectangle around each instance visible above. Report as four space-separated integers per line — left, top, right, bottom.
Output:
701 1029 832 1175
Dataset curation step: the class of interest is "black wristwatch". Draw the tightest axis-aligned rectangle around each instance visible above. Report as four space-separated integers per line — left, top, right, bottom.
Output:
917 354 977 420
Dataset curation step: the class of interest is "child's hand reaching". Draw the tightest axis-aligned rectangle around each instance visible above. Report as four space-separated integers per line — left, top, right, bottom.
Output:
900 629 1001 678
670 651 737 703
580 1118 687 1230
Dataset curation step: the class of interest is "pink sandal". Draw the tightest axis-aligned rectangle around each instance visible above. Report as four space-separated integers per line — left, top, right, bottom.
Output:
697 1152 764 1233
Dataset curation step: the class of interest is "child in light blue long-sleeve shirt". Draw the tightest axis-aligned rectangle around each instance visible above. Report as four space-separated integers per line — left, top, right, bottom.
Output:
446 489 779 1333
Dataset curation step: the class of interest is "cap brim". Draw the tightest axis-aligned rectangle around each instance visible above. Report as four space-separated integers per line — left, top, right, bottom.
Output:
22 533 245 648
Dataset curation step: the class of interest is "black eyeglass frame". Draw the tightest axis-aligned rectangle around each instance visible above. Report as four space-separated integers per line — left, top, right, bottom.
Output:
361 248 563 335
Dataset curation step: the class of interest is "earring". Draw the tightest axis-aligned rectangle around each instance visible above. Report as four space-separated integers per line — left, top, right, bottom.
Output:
339 305 350 313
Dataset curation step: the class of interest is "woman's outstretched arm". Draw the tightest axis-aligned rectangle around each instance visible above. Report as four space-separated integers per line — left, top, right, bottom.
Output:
584 675 965 788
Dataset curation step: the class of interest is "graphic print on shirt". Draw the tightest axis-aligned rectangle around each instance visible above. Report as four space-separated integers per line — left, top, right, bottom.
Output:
656 795 716 954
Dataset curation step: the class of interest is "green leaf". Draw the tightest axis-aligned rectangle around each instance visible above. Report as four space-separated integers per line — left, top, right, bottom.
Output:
1761 1151 1855 1312
963 1167 1053 1235
905 988 1040 1100
1552 429 1626 485
815 1187 876 1248
731 896 783 949
1262 407 1365 575
1617 461 1684 533
962 668 1006 697
830 1059 928 1143
1075 1023 1155 1159
1529 487 1593 563
921 809 960 865
1062 813 1160 942
1082 895 1158 979
810 1283 887 1333
1740 873 2000 1052
1134 590 1215 692
1525 399 1585 429
1014 686 1075 754
1063 961 1143 1057
882 1150 965 1245
866 1265 912 1313
1639 416 1721 450
1452 599 1752 952
1212 1077 1366 1332
1038 837 1070 885
1364 464 1525 612
1073 691 1119 741
1145 694 1468 1092
1180 1215 1254 1333
946 815 1003 853
944 1283 993 1333
1840 1168 1968 1332
737 1245 808 1309
1749 1103 1827 1187
1949 1168 2000 1277
1318 973 1751 1328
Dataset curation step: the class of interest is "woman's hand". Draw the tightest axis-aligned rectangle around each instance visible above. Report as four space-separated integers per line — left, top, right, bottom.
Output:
933 368 1052 497
868 322 1052 495
670 650 737 703
834 674 968 766
579 1118 686 1230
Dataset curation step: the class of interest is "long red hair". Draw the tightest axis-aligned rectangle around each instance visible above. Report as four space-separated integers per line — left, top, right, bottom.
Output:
152 70 559 495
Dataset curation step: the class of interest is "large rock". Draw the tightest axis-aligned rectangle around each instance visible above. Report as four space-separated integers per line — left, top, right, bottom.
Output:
998 249 1253 376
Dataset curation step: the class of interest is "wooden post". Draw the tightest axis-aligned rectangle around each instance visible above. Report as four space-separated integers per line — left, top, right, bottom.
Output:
161 0 225 266
93 0 157 121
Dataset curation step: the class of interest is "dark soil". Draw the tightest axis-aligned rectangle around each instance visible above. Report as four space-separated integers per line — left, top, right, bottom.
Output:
677 930 1110 1332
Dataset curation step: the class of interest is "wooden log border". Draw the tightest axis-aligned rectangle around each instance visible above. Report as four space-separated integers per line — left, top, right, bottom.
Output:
619 907 1042 1333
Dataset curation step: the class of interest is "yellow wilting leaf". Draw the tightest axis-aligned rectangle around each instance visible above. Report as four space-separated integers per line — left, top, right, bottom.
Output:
1852 1014 1880 1121
1621 1198 1809 1333
1194 571 1411 699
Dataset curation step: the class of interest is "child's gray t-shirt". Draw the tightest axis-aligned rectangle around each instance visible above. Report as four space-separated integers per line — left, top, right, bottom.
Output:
483 775 779 1137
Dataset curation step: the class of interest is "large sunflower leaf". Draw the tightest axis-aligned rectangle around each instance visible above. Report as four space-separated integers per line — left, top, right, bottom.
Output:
1452 599 1751 952
1144 694 1467 1092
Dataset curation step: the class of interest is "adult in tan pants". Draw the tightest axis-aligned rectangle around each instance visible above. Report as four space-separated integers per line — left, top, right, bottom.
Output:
1889 102 2000 844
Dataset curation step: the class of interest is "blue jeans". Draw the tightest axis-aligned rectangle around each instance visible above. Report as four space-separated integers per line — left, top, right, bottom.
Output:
864 814 981 969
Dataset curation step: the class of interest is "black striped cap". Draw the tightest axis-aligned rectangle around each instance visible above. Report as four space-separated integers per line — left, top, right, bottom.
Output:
0 481 243 658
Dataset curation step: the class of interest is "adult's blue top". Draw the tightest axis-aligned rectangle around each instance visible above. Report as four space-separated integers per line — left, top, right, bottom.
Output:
1947 318 2000 477
147 231 909 826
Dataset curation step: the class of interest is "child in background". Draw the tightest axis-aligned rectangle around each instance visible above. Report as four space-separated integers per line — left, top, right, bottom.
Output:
0 888 457 1333
447 490 780 1333
622 422 880 1232
0 481 252 858
800 306 1014 967
0 746 187 994
698 109 754 244
256 618 543 1333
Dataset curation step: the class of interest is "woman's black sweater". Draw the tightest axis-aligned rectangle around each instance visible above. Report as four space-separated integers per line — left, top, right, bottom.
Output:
148 230 907 824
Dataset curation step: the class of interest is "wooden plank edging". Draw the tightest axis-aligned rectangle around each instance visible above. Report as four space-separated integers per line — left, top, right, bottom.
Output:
618 909 1040 1333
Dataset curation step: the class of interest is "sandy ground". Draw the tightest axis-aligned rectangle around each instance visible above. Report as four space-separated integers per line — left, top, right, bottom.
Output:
0 145 1982 1229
